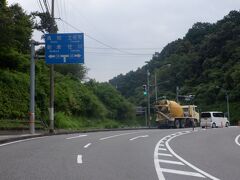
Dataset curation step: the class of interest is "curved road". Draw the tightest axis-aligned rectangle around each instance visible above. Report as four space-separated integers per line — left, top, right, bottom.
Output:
0 127 239 180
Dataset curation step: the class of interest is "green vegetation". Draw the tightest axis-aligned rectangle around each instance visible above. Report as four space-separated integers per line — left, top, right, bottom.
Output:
0 1 138 130
110 10 240 125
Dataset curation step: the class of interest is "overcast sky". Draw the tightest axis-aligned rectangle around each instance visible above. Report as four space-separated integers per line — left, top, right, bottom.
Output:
8 0 240 82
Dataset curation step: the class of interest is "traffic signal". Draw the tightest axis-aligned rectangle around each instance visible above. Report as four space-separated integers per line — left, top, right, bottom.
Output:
143 84 147 96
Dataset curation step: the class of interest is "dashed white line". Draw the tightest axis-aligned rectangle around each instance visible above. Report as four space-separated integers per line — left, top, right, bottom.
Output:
158 159 184 165
158 153 173 157
129 135 149 141
158 148 167 151
66 134 87 140
77 155 83 164
165 134 220 180
99 132 138 140
160 168 205 178
235 134 240 146
84 143 92 149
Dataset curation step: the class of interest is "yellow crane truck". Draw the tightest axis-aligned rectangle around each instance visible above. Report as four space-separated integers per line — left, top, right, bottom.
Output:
155 100 199 128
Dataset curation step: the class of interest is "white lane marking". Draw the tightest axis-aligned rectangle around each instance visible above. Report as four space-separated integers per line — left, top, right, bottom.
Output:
160 168 205 178
0 136 46 147
129 135 149 141
159 144 165 147
84 143 92 149
158 159 184 165
77 155 83 164
158 153 173 157
99 132 138 140
154 137 166 180
166 135 220 180
20 134 40 137
66 134 87 140
159 148 167 151
235 134 240 146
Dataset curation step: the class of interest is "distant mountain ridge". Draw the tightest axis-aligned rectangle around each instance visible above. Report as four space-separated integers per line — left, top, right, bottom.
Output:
109 10 240 124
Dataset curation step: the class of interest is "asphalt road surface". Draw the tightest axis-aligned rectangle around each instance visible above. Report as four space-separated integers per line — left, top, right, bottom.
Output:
0 127 239 180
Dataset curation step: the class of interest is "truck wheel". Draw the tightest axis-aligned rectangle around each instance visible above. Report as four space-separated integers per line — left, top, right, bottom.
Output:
174 119 180 128
212 123 216 128
180 121 185 128
225 122 229 127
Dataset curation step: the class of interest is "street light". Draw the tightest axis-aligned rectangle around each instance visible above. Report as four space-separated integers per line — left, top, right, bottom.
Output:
216 86 230 121
145 61 151 128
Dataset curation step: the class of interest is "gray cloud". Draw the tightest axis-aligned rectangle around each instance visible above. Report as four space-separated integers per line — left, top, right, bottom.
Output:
8 0 240 81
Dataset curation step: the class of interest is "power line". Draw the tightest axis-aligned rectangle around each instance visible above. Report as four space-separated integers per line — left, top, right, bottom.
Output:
59 18 146 56
85 47 162 50
37 0 45 13
85 51 152 56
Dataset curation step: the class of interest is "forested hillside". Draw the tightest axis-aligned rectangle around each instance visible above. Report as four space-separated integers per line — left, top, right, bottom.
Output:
0 1 137 129
110 10 240 124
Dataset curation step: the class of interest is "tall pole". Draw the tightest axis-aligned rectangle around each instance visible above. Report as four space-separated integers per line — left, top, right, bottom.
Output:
49 0 55 133
29 40 35 134
155 72 157 103
226 92 230 122
147 69 151 128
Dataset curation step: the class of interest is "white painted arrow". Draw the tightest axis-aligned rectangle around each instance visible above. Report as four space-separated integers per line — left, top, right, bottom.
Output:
48 55 55 58
60 55 69 63
74 54 81 58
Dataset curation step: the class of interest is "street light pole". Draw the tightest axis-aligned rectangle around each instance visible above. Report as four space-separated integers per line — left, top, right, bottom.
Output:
155 72 157 103
147 69 151 128
226 92 230 122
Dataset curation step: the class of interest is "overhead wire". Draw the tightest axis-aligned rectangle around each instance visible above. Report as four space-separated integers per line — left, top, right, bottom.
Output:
37 0 45 13
59 18 152 56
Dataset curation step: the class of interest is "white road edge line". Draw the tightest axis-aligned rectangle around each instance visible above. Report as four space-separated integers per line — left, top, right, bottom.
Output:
66 135 87 140
99 132 139 140
165 135 220 180
77 155 83 164
160 168 205 178
235 134 240 146
158 159 184 165
84 143 92 149
0 136 46 147
129 135 149 141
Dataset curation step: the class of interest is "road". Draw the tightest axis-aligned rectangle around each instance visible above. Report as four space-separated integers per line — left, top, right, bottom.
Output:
0 127 239 180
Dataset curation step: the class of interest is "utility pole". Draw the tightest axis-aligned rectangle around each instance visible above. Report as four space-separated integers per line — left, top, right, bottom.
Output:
29 40 35 134
155 72 157 103
226 92 230 122
176 86 179 103
147 69 151 128
49 0 55 133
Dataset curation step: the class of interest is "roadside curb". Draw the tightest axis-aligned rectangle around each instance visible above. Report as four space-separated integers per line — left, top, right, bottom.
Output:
0 127 154 145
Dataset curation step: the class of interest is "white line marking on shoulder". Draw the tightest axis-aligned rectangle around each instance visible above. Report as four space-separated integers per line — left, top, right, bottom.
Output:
66 134 87 140
160 168 205 178
99 132 138 140
77 155 83 164
165 135 220 180
158 153 173 157
84 143 92 149
235 134 240 146
129 135 149 141
158 159 184 165
0 136 46 147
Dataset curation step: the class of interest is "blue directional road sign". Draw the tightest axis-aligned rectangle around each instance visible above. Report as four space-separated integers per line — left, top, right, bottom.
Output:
45 33 84 64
